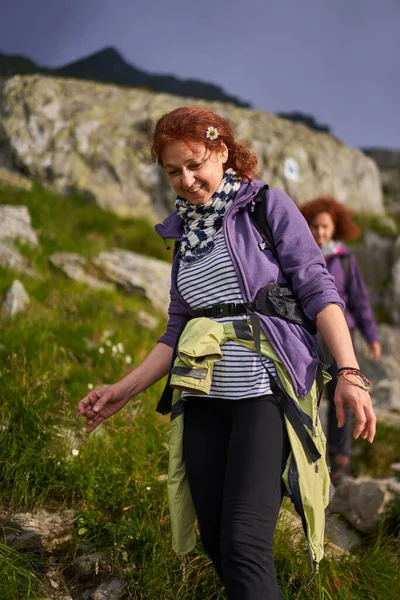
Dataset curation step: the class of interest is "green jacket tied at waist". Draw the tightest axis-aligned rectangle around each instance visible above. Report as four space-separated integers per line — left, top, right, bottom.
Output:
167 317 332 571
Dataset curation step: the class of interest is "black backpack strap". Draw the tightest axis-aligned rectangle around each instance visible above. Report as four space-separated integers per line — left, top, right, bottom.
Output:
248 185 279 261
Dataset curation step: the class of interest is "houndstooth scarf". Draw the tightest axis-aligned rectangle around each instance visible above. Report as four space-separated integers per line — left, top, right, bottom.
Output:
176 168 241 266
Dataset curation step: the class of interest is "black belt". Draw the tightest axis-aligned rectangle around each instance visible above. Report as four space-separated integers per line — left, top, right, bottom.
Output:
194 302 254 319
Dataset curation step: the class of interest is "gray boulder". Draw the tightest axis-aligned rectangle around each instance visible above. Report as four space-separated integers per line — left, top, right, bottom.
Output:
91 578 124 600
49 252 114 290
328 476 396 534
0 204 38 246
93 249 171 315
1 279 30 316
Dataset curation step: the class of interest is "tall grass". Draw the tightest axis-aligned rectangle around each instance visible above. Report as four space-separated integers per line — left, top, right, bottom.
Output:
0 185 399 599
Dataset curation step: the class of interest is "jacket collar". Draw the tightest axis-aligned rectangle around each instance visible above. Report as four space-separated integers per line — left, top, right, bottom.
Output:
154 179 265 241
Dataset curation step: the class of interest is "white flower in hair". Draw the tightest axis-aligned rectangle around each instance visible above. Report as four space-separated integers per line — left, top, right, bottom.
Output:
206 126 219 140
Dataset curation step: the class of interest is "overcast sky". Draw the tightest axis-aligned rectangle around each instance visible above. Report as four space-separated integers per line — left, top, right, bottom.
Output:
1 0 399 149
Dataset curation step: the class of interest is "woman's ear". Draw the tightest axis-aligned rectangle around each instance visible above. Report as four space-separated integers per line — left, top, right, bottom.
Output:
221 143 229 164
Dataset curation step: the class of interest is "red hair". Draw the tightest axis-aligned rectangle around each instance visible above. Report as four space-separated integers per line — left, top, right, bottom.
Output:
300 196 361 241
151 106 258 180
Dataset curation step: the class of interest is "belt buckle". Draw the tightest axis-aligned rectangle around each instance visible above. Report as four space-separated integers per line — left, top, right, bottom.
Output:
227 303 236 316
213 305 224 318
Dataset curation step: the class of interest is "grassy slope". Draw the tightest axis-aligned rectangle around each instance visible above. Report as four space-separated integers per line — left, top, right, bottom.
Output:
0 185 399 599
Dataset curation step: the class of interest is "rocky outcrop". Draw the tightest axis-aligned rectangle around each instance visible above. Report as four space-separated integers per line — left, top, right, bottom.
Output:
0 75 384 221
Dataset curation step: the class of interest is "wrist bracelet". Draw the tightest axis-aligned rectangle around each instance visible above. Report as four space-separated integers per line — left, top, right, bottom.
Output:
336 367 371 391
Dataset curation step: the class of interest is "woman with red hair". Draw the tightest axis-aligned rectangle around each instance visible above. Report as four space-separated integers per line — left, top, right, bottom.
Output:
79 108 376 599
300 196 381 485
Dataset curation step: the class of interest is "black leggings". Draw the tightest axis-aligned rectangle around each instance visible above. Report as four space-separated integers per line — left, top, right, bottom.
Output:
183 394 290 600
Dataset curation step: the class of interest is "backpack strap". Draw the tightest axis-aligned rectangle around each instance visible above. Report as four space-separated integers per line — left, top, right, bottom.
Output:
248 185 278 260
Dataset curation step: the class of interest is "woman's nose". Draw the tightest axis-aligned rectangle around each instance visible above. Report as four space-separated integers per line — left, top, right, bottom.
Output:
181 168 195 188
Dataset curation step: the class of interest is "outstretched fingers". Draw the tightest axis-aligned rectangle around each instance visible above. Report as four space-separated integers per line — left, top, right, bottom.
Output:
352 400 376 443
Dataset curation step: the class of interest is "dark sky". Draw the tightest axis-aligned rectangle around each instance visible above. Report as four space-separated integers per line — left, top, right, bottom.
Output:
1 0 399 149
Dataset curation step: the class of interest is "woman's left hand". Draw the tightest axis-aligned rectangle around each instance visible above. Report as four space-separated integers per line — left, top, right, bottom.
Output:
368 340 381 363
334 376 376 443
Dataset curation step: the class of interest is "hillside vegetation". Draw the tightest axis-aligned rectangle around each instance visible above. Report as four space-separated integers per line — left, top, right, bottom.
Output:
0 184 399 599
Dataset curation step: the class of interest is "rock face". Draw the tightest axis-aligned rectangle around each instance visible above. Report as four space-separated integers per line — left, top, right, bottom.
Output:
0 75 384 221
362 148 400 211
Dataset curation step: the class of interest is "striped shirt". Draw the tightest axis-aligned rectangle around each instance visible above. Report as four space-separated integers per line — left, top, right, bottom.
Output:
177 229 276 399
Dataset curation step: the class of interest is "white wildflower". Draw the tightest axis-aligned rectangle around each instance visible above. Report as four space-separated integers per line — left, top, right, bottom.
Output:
87 383 94 390
72 449 79 456
146 486 151 491
117 342 124 353
98 347 105 354
125 355 132 364
112 345 118 354
105 340 112 347
206 126 219 140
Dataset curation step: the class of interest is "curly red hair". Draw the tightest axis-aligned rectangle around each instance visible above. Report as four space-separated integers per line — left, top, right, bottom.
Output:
299 196 360 241
151 106 258 180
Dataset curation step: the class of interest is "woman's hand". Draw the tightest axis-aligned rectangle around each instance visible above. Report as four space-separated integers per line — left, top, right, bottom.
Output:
78 382 132 433
368 340 381 363
334 376 376 443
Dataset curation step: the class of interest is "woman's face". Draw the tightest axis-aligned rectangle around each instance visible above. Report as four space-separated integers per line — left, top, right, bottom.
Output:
161 140 228 205
309 212 335 247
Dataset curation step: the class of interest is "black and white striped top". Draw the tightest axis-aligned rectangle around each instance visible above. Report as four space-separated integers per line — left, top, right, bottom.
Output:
177 229 276 399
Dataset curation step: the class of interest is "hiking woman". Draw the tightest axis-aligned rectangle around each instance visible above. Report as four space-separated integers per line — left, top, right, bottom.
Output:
78 107 376 600
300 196 381 486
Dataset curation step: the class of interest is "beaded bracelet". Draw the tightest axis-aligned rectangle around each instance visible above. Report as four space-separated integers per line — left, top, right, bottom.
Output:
336 367 372 392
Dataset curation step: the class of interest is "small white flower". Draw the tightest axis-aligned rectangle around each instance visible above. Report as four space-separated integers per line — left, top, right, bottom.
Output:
98 347 105 354
102 330 112 339
105 340 112 347
87 383 94 390
146 486 151 491
117 342 124 353
125 355 132 364
72 449 79 456
112 345 118 354
206 126 219 140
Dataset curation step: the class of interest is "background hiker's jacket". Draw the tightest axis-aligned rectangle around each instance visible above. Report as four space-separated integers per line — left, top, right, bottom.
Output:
155 180 345 398
324 247 379 344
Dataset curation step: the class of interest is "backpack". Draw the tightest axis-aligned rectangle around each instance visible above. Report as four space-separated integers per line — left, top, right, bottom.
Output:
249 185 335 397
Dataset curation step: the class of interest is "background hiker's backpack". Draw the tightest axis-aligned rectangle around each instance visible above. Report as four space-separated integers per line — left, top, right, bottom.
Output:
249 185 335 374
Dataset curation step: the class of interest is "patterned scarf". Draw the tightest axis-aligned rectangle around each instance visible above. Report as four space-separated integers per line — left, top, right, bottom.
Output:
176 168 241 266
321 240 345 259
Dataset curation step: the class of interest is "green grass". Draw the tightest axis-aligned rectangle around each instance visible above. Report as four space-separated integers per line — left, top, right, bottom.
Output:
0 543 47 600
1 184 399 599
352 421 400 478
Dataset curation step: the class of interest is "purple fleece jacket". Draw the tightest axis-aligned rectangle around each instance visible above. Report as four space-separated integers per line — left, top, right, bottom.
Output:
324 248 379 344
155 180 345 398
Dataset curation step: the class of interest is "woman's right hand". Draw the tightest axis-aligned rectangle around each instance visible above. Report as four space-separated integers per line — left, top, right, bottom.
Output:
78 382 132 433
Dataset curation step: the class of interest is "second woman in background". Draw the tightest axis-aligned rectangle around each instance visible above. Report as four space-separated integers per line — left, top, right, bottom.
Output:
300 197 381 485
